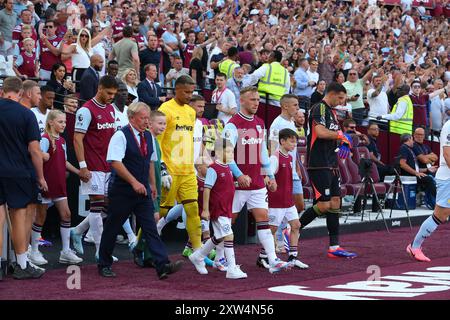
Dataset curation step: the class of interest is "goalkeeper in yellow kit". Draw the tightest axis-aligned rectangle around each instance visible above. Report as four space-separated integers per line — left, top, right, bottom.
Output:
157 75 202 251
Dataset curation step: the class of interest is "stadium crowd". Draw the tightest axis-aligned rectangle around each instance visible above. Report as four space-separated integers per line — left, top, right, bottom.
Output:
1 0 450 281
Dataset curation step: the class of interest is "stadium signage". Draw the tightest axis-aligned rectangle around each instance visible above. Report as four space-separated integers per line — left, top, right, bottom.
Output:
268 266 450 300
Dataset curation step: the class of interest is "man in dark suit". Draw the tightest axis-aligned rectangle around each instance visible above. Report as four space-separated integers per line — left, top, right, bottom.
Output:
79 54 104 103
137 63 166 110
98 102 183 280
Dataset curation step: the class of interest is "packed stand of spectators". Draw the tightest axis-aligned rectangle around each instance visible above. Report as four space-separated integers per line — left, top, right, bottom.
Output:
0 0 448 128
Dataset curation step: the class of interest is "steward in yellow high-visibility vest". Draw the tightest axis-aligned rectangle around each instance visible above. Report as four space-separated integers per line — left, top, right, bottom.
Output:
257 51 289 103
379 85 413 135
218 47 239 79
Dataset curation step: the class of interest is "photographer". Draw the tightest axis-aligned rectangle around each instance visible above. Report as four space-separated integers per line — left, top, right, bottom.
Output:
367 123 393 181
343 119 369 145
398 133 436 204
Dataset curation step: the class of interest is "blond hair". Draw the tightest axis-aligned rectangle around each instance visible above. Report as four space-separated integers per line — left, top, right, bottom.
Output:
191 46 203 61
76 28 92 51
121 68 139 87
44 110 66 152
21 24 32 32
22 37 35 46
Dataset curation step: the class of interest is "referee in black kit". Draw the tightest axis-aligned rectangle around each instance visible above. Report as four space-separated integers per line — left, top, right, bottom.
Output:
98 102 183 279
0 77 48 280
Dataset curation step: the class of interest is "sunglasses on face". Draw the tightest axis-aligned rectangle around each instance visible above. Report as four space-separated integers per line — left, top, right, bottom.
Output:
80 34 89 38
45 25 54 29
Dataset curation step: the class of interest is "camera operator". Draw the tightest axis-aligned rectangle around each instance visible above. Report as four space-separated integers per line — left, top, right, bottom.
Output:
398 133 436 203
367 123 393 181
342 119 369 145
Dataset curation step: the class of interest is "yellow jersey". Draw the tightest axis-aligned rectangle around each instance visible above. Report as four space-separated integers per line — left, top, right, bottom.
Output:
158 98 196 175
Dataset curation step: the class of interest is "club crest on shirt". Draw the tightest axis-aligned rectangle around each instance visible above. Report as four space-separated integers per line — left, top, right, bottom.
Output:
222 224 231 232
220 173 226 177
97 115 102 120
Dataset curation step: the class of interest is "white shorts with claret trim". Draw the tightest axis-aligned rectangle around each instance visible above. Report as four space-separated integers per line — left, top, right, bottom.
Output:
80 171 111 196
268 206 299 227
212 216 233 239
232 188 268 213
436 179 450 208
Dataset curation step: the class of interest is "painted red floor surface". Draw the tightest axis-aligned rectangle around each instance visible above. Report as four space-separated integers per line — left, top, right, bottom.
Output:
1 224 449 300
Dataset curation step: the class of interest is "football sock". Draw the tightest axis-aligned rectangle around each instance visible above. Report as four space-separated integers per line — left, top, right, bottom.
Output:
257 221 277 265
215 241 225 262
224 240 236 268
73 216 90 235
31 223 42 252
17 253 28 270
60 220 71 252
299 205 321 228
183 201 202 249
412 214 441 249
326 209 340 247
166 204 184 223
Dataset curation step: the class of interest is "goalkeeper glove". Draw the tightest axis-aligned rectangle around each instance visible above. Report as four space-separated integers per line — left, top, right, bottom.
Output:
337 132 353 159
161 162 173 189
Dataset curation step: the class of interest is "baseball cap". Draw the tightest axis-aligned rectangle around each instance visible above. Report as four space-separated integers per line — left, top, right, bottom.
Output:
250 9 259 16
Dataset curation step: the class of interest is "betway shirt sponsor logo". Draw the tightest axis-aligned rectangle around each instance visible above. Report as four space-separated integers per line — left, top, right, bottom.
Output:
241 137 263 145
268 265 450 300
97 122 115 130
176 124 193 131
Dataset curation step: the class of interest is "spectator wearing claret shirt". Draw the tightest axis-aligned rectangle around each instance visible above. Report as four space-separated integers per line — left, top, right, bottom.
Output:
38 19 62 81
12 8 37 45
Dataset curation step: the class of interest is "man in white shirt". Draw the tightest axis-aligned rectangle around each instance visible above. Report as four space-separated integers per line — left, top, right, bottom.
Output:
31 85 54 134
367 74 389 118
99 101 183 279
189 95 207 163
407 119 450 262
378 85 411 122
401 0 413 12
112 81 129 134
307 59 319 87
269 94 304 214
165 55 189 88
211 72 237 124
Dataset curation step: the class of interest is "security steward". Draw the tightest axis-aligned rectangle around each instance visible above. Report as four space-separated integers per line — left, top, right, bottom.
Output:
377 84 413 135
245 50 290 127
218 46 240 80
98 102 183 279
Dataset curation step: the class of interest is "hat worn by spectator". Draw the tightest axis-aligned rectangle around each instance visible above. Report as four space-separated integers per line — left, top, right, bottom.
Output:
250 9 259 16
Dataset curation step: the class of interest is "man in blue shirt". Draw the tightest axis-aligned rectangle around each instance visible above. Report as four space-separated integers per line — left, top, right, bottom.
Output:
294 58 315 111
0 76 47 280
